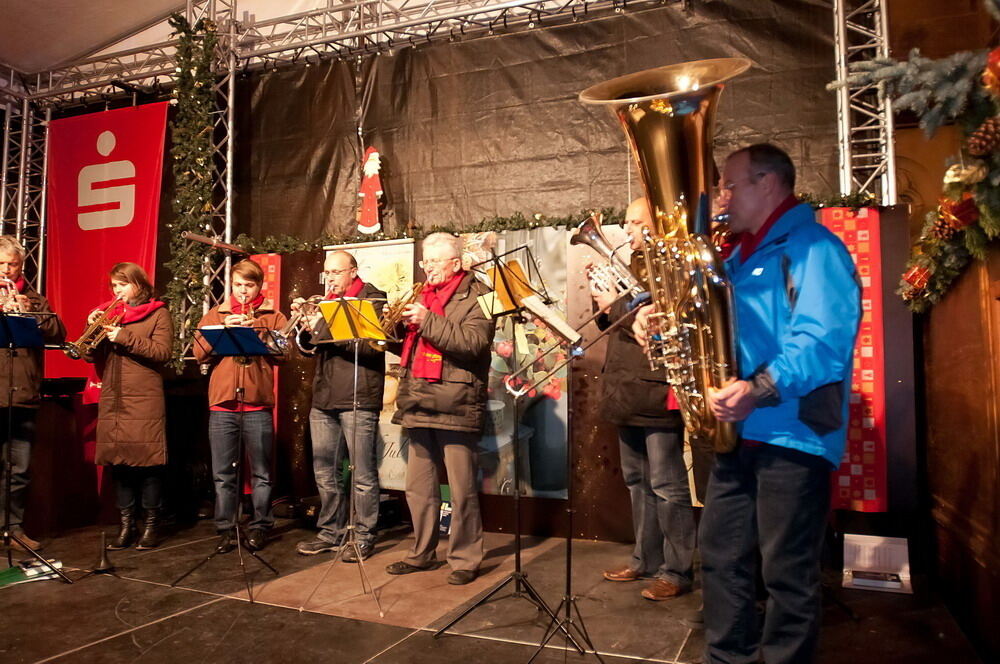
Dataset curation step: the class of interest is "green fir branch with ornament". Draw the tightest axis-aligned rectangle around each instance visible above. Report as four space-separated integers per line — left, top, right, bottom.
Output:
164 13 218 368
831 6 1000 313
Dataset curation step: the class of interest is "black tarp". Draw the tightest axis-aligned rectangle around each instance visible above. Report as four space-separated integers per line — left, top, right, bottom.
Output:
234 0 837 240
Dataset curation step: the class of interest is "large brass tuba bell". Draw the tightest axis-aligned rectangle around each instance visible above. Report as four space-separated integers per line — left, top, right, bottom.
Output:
579 58 750 454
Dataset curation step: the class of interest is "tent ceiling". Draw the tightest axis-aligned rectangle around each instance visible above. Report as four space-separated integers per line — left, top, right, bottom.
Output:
0 1 184 74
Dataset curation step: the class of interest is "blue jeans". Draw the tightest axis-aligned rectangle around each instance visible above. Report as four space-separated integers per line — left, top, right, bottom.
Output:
0 407 35 528
309 408 380 546
700 443 832 664
618 426 696 589
209 410 275 531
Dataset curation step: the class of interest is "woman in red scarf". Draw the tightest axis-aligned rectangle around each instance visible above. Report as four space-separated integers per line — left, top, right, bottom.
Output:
87 263 172 550
195 260 287 554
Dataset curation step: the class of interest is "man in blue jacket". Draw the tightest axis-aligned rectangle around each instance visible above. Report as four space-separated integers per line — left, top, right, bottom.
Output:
702 143 861 664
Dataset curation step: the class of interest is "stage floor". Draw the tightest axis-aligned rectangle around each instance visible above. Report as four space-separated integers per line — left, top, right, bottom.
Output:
0 519 983 663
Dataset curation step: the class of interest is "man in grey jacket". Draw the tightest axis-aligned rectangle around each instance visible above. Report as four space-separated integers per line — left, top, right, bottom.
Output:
385 233 496 585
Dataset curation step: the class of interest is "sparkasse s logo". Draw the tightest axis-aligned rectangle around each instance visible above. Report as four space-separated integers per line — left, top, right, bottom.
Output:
77 130 136 230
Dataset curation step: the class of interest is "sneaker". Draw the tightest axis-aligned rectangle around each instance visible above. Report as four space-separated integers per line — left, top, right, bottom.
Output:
341 542 374 563
296 538 339 556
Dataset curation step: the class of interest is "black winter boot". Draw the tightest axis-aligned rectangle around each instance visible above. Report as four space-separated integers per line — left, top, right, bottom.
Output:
107 508 135 550
135 509 161 550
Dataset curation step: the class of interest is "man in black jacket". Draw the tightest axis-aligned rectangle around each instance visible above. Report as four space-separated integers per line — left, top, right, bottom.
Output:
295 250 386 561
593 198 696 601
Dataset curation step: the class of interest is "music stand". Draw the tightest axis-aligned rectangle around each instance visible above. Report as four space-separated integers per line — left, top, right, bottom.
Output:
171 325 280 602
433 248 588 658
297 296 386 617
0 312 72 582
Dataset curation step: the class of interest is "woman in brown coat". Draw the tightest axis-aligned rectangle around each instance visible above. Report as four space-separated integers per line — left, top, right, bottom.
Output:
87 263 173 550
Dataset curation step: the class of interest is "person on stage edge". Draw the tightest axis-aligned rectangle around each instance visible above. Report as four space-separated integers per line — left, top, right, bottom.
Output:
88 262 173 551
696 143 861 664
195 259 288 554
0 236 65 552
385 232 495 585
591 197 696 601
295 250 386 561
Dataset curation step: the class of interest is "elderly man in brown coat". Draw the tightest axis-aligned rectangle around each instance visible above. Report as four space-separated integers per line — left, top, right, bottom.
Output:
385 232 496 585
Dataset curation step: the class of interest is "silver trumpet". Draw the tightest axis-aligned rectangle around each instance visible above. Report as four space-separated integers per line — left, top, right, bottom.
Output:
571 213 644 298
0 277 23 313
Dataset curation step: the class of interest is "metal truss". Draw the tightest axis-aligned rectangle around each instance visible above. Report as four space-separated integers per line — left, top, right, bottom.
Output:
0 100 48 291
832 0 896 205
235 0 663 67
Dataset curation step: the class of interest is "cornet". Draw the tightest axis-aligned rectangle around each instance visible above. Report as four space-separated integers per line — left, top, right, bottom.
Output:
269 295 324 353
63 298 125 360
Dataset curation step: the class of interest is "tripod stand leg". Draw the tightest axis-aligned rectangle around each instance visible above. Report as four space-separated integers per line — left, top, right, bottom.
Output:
528 596 602 664
518 577 585 654
433 574 516 637
3 531 74 583
171 550 220 587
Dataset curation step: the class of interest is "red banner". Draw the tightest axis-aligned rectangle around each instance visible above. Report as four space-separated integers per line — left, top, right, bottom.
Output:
820 207 888 512
45 102 169 378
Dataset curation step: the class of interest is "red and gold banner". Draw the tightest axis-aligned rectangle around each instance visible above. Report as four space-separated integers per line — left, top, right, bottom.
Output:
45 102 169 378
820 207 888 512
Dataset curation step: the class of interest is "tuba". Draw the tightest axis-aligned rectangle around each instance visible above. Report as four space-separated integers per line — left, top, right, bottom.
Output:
579 58 750 454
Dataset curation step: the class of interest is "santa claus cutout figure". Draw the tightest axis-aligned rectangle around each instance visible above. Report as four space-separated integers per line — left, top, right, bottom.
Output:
357 146 383 234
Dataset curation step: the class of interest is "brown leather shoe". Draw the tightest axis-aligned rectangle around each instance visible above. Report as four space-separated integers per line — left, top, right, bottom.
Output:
641 578 686 601
603 566 641 582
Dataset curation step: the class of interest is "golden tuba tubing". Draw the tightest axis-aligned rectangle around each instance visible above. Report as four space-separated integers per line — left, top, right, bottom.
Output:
63 298 125 360
579 58 750 454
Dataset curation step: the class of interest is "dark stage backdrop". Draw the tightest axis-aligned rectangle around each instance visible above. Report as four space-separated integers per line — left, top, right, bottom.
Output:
233 0 838 540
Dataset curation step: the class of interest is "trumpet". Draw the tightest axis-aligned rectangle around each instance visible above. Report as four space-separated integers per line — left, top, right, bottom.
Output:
268 295 324 353
370 283 425 351
0 277 23 313
572 213 644 298
63 298 125 360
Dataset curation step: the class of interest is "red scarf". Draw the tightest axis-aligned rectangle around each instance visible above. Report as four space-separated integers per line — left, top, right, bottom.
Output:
739 194 798 264
229 292 265 315
13 276 26 293
326 277 365 299
97 298 166 324
401 270 467 382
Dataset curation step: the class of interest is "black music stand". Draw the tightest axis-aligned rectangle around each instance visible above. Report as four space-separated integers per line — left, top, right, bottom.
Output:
172 325 280 602
0 312 72 583
433 248 589 659
298 296 386 617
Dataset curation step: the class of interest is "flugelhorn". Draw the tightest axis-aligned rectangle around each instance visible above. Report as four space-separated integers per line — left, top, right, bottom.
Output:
63 298 125 360
580 58 749 454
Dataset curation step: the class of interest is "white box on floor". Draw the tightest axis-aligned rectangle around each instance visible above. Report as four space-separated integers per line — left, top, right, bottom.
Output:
842 533 913 594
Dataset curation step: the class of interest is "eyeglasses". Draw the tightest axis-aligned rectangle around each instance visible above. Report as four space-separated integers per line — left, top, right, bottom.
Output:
322 268 355 277
419 257 459 268
721 172 766 192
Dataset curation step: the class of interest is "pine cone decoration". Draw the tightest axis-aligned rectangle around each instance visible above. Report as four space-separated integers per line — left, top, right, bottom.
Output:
932 214 958 240
967 116 1000 156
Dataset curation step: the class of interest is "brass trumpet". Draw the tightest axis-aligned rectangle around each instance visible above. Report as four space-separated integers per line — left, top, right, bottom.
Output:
370 283 425 351
0 277 23 313
269 295 324 353
63 298 125 360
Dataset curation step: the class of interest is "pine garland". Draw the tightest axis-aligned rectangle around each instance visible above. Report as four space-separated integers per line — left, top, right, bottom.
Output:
830 1 1000 312
164 14 218 368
